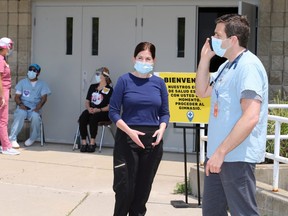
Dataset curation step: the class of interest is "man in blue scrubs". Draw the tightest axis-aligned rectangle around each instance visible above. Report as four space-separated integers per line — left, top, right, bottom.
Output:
9 64 51 148
196 14 268 216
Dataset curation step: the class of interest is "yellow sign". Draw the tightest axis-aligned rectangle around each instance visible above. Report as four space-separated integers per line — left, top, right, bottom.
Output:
155 72 211 123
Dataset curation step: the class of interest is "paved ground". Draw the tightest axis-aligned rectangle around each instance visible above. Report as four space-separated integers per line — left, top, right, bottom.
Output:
0 142 202 216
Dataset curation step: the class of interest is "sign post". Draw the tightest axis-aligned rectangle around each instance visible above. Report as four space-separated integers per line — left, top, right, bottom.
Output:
155 72 210 208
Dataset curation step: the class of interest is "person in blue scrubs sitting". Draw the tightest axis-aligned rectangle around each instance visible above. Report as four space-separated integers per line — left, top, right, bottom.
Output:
9 64 51 148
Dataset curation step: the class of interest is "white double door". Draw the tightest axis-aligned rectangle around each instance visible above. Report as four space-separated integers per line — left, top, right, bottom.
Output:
33 3 197 151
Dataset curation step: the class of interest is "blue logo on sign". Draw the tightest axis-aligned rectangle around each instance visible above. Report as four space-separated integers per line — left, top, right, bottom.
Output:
187 111 194 122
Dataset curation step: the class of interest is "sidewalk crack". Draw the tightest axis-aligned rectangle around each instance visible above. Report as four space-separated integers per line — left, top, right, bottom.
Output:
66 192 90 216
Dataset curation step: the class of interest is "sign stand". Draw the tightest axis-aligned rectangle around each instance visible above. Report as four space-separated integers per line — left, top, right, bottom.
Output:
170 123 206 208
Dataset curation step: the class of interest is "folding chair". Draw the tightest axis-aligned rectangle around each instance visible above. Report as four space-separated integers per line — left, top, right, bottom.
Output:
73 120 114 152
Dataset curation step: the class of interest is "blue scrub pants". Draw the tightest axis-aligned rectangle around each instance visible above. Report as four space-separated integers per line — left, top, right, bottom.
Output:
9 108 42 142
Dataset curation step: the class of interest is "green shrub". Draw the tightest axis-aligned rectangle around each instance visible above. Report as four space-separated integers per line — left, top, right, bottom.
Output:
266 93 288 158
174 180 192 195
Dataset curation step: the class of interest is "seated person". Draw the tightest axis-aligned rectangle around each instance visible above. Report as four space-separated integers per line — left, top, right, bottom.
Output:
78 67 113 153
9 64 51 148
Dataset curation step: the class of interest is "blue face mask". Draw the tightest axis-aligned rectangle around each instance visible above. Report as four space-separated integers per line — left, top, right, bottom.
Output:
134 61 154 74
211 37 227 57
95 74 101 83
27 71 37 80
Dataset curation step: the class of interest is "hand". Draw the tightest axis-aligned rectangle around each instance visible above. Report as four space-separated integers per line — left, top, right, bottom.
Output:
19 104 28 110
201 38 215 60
205 150 225 176
151 127 165 146
87 107 94 114
33 108 40 113
127 129 145 149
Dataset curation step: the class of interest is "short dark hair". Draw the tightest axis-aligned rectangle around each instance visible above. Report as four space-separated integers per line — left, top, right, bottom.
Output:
216 14 250 48
134 42 156 59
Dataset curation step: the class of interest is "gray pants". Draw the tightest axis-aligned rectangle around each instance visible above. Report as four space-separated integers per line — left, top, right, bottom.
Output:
202 160 259 216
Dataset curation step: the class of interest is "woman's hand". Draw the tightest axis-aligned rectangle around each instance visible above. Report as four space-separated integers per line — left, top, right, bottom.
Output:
127 129 145 149
152 123 166 146
152 127 165 146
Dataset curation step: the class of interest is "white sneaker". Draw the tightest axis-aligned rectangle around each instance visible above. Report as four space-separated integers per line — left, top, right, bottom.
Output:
11 140 20 149
24 138 35 147
2 148 20 155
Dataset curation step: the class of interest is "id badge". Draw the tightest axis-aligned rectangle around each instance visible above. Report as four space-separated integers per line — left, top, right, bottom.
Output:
213 102 218 117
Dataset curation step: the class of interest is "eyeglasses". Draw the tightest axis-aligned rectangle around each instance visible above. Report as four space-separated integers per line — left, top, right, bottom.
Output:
29 68 38 72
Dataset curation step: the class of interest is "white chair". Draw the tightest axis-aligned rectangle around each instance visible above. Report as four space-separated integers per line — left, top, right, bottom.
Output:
73 120 114 152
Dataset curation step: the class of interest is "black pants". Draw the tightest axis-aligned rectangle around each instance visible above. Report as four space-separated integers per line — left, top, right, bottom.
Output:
78 110 109 139
113 126 163 216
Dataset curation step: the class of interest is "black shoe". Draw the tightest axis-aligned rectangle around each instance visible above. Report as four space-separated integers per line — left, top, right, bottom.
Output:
87 144 96 153
80 144 87 152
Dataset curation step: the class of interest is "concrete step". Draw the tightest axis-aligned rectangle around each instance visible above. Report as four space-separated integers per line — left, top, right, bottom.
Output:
256 181 288 216
189 164 288 216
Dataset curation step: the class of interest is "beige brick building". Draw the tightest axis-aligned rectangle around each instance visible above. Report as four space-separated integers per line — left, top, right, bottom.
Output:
1 0 287 148
1 0 287 100
258 0 288 99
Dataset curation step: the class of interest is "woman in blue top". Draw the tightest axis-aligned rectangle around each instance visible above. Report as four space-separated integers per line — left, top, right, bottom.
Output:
109 42 170 216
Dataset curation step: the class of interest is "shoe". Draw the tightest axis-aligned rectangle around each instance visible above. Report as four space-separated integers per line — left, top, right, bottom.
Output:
11 140 20 149
2 148 20 155
24 138 35 147
80 144 87 152
87 144 96 153
0 146 2 153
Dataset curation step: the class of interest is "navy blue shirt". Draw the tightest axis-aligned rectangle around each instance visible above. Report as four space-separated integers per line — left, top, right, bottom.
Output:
109 73 170 126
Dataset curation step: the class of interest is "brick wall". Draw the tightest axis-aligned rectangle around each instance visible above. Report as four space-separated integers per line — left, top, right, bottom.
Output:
258 0 288 100
1 0 287 103
0 0 32 131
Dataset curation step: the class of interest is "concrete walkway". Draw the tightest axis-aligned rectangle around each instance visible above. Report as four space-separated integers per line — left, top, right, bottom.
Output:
0 143 202 216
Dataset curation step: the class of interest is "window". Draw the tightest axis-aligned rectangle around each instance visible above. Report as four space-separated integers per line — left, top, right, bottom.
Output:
177 17 185 58
92 17 99 55
66 17 73 55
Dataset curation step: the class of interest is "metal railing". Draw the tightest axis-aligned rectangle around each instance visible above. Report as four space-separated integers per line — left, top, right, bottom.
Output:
199 104 288 192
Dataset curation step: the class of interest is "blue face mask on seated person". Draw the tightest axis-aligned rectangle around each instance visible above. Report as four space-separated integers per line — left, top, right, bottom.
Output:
27 71 37 80
95 74 101 83
134 61 154 74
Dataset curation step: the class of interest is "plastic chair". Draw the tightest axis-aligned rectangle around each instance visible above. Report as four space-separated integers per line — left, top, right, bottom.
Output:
73 120 114 152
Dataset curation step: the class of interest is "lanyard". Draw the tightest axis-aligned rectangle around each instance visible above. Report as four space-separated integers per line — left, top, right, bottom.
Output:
209 49 247 87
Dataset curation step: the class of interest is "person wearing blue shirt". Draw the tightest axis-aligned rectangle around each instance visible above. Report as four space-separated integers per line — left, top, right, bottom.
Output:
9 64 51 148
109 42 170 216
196 14 268 216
